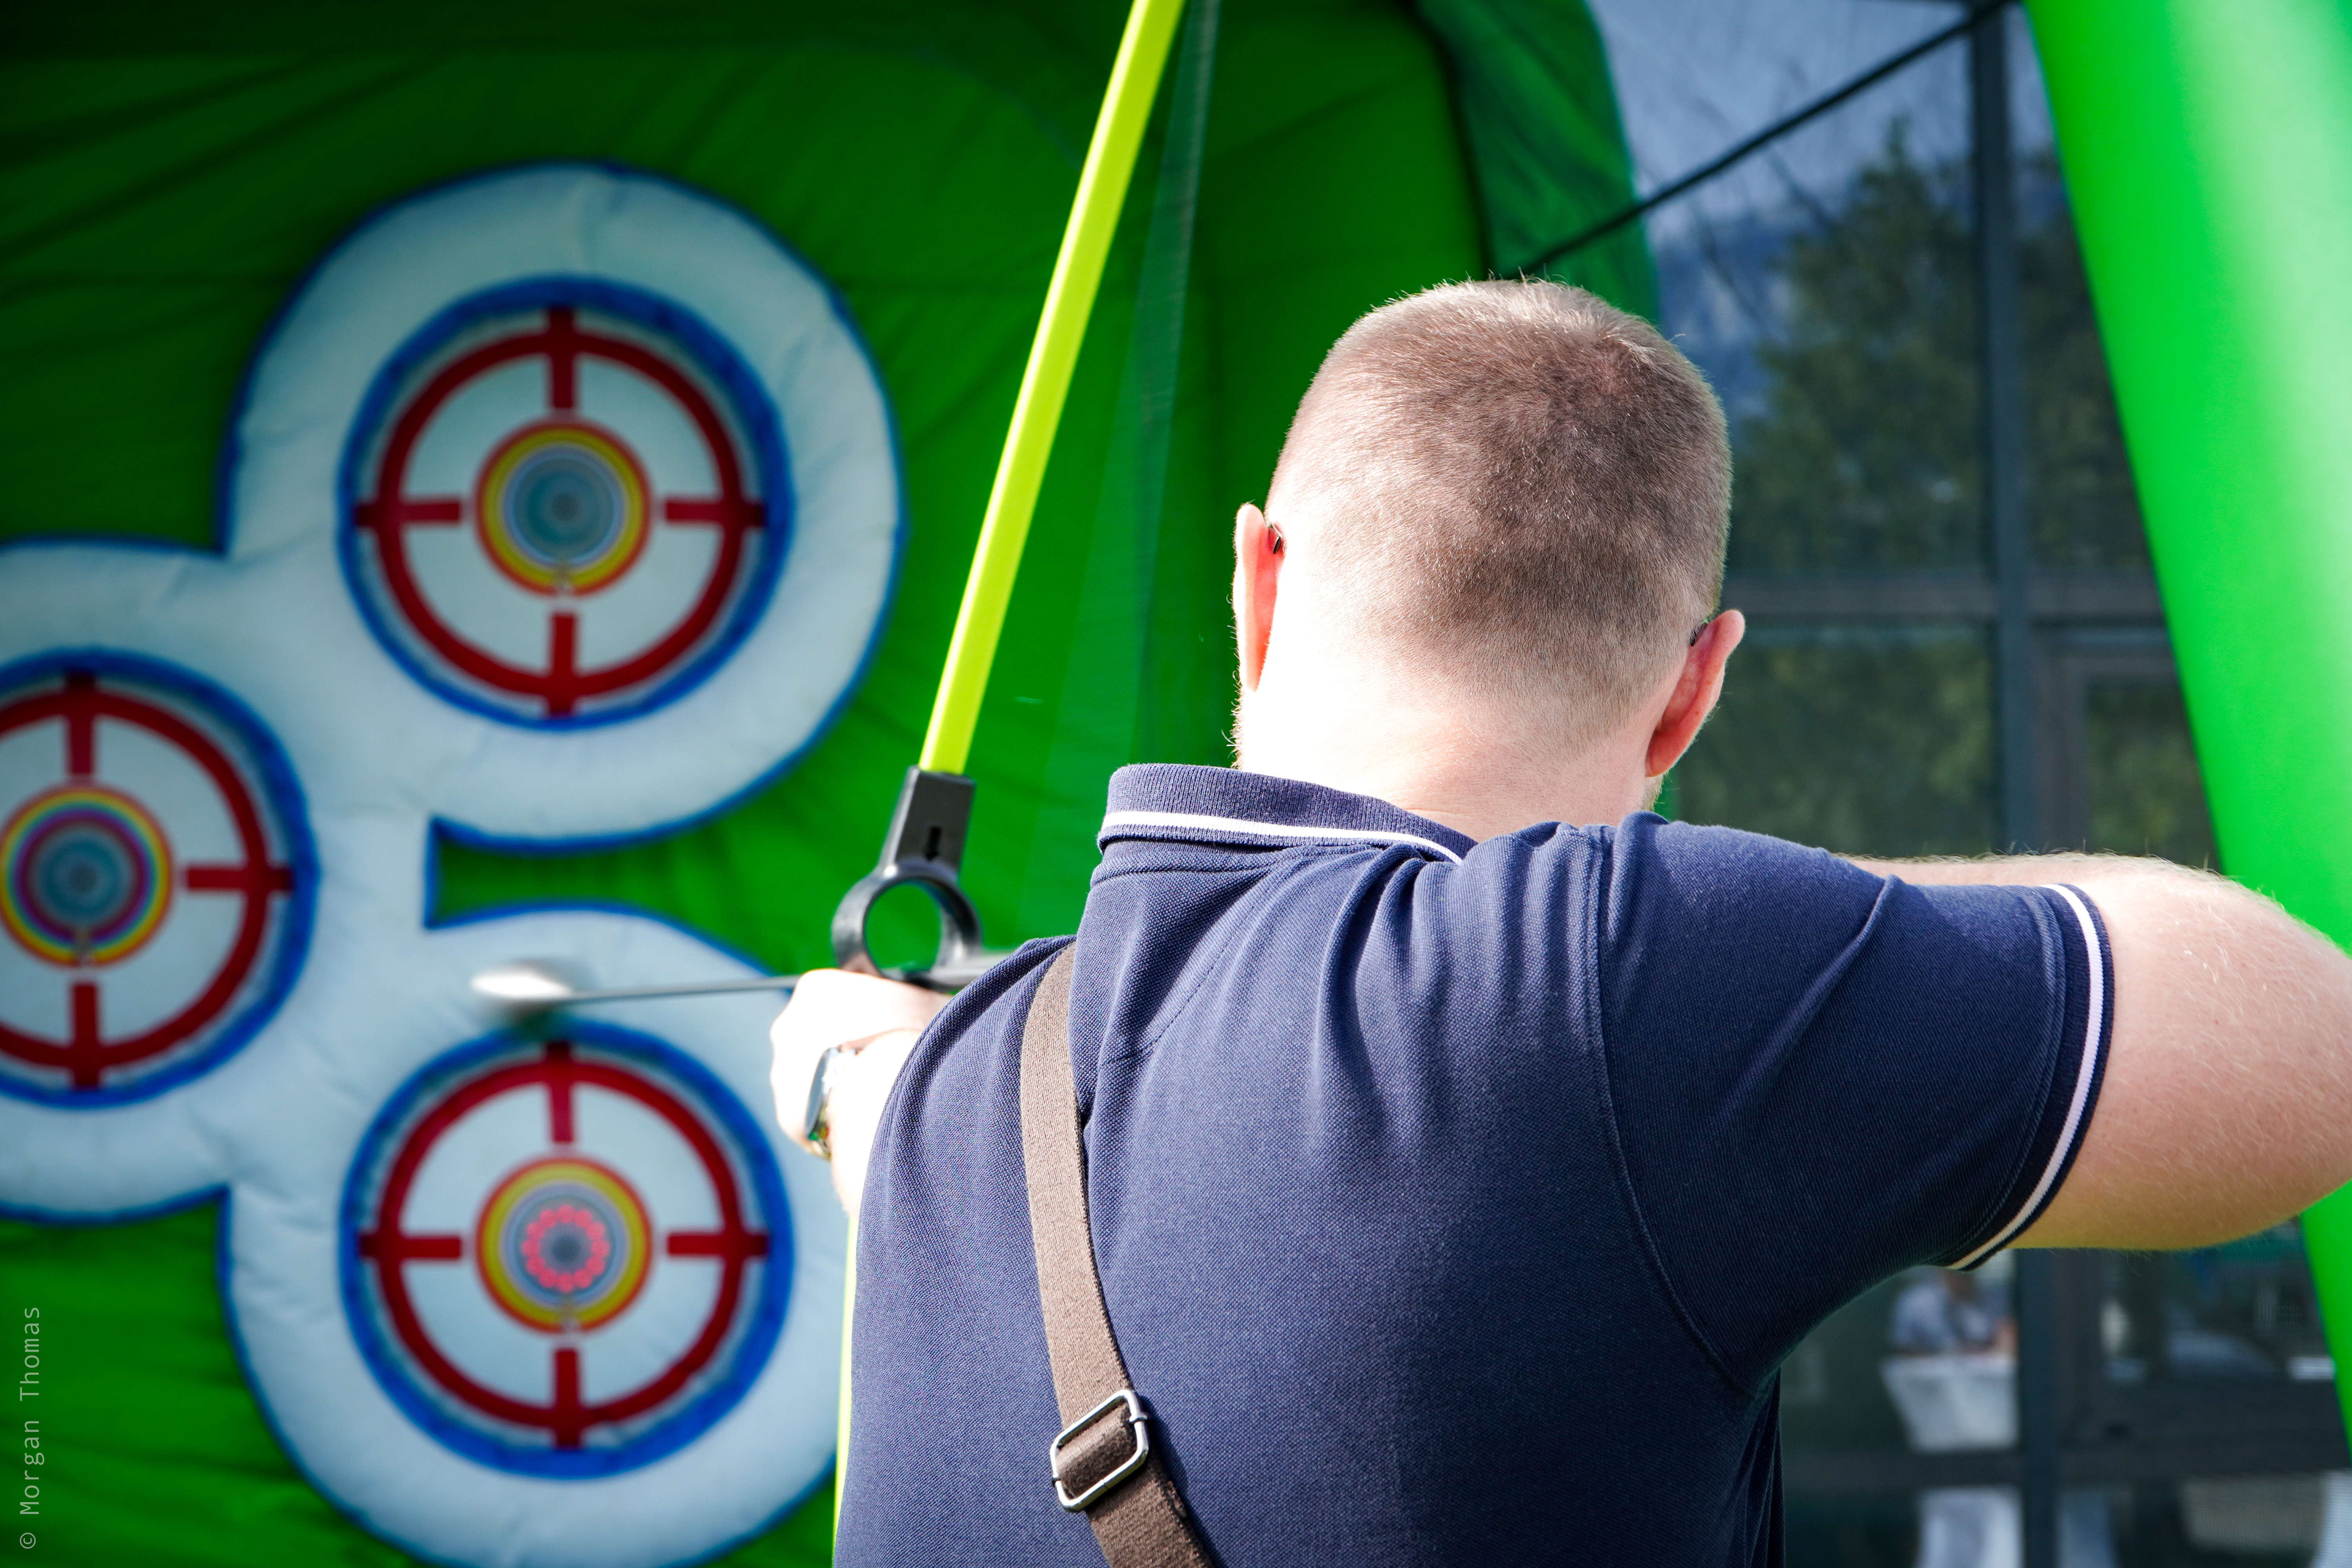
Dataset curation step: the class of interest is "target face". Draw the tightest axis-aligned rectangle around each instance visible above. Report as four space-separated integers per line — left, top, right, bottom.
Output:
0 655 312 1103
345 1029 789 1475
343 279 788 726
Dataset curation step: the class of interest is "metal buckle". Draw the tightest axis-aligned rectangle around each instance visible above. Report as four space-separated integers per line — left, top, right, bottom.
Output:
1049 1388 1151 1512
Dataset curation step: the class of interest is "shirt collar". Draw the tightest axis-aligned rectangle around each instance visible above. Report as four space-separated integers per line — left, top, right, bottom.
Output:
1098 764 1475 863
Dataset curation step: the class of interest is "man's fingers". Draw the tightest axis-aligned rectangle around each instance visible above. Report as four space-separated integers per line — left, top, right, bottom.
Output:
775 969 950 1052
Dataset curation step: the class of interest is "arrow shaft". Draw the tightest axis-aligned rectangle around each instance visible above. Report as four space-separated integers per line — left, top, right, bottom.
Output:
556 975 797 1004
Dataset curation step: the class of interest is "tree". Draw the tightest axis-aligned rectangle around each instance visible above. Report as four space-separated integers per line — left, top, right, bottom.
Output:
1672 128 2187 857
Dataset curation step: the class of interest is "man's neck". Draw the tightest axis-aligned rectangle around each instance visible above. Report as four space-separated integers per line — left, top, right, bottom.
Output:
1234 668 1653 843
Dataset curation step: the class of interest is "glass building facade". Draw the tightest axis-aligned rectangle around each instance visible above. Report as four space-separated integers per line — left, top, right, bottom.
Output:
1577 2 2350 1563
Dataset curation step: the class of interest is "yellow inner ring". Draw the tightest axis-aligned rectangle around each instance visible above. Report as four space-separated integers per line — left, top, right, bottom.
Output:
0 783 175 967
475 1156 652 1332
476 424 649 596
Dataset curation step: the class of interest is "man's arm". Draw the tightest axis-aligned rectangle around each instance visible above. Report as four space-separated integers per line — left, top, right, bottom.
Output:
1852 854 2352 1250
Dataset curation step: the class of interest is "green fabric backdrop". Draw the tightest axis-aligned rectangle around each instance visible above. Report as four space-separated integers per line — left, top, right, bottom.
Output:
0 2 1645 1560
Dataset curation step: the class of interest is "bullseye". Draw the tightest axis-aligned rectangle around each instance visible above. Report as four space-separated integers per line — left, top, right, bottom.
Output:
475 1155 651 1332
524 1203 607 1289
476 422 650 596
2 783 172 966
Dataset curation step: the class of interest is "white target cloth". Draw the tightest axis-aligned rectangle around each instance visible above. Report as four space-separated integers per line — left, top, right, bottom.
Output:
229 911 846 1568
0 164 894 1567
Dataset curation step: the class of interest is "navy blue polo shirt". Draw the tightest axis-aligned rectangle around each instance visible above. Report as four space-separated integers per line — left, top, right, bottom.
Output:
840 764 2110 1566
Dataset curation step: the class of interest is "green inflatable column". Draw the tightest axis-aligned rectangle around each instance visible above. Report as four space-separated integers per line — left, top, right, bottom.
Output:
2028 0 2352 1430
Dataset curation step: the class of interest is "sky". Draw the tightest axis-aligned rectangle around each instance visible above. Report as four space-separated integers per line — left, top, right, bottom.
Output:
1569 0 2068 417
1583 0 2056 245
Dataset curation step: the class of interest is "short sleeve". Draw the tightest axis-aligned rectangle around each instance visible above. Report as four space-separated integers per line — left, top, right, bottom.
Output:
1593 815 2111 1390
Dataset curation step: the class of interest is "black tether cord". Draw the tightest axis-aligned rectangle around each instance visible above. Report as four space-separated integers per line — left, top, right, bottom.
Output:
1519 0 2015 276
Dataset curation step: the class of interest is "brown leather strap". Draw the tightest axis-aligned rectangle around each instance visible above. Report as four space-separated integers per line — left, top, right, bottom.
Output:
1019 947 1215 1568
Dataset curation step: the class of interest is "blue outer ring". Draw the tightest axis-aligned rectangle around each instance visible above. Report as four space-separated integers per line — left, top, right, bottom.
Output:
336 276 796 731
337 1022 795 1479
0 647 318 1109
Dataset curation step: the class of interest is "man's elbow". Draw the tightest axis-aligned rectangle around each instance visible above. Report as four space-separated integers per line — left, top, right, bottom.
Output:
2025 873 2352 1252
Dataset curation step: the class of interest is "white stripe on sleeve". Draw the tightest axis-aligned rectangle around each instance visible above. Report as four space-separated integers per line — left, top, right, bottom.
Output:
1951 884 2107 1270
1098 809 1465 863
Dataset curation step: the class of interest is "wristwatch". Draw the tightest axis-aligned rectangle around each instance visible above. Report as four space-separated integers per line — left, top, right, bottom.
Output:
801 1045 844 1160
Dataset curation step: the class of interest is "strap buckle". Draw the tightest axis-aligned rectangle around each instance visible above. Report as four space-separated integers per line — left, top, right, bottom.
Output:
1049 1388 1152 1512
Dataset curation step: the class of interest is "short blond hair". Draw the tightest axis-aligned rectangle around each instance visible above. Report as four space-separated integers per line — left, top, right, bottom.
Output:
1269 280 1730 737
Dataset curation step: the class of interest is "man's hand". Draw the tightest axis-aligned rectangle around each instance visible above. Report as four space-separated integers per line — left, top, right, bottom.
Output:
769 969 948 1218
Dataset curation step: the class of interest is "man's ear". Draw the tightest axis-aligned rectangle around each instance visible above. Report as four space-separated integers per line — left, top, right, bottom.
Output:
1233 503 1285 691
1645 609 1745 779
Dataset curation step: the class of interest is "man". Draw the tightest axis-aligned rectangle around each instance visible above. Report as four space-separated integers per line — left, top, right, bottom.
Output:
774 279 2352 1565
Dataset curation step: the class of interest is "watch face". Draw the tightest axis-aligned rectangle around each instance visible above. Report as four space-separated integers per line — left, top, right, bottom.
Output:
803 1045 841 1154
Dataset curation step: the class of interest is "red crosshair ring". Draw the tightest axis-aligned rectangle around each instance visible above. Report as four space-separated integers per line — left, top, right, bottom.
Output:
0 671 294 1091
357 1042 771 1448
354 306 766 718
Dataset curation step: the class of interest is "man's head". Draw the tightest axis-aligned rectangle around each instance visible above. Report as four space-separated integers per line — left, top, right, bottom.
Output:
1258 279 1729 736
1235 280 1743 838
